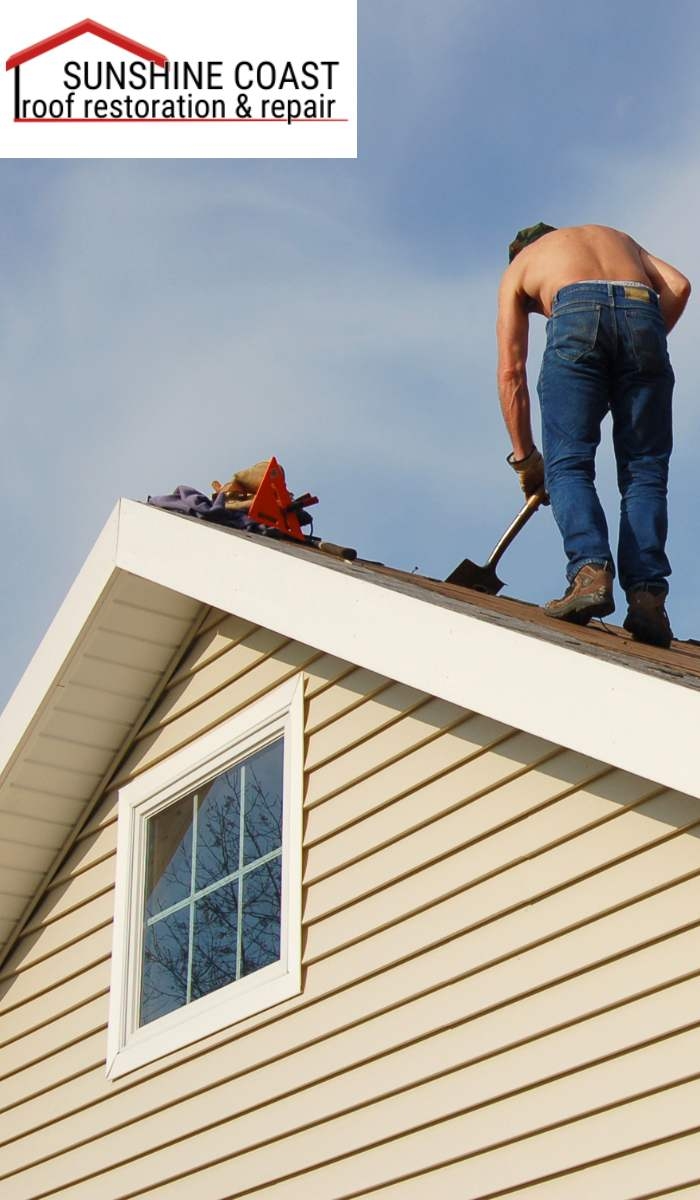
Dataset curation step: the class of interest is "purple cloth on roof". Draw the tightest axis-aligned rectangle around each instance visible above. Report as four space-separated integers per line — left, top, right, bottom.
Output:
147 486 274 533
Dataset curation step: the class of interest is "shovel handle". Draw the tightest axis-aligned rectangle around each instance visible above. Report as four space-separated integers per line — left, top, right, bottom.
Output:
486 487 547 570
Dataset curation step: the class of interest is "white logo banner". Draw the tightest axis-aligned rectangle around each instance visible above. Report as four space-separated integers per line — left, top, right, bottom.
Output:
3 1 357 158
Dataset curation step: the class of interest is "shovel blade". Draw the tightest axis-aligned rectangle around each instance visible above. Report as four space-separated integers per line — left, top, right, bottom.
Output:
446 558 505 595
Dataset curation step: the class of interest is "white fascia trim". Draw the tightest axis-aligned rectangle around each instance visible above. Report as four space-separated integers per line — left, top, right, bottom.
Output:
107 674 304 1079
116 500 700 802
0 502 121 782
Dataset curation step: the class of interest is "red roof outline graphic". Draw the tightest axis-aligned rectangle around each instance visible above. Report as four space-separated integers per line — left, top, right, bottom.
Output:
6 18 168 71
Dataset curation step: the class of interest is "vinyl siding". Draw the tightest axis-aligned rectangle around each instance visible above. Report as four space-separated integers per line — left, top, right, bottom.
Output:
0 609 699 1199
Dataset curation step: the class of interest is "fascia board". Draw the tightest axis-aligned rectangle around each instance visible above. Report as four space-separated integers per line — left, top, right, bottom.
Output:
116 500 700 802
0 501 121 782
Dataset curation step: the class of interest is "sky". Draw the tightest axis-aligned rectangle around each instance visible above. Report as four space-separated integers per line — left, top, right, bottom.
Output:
3 0 700 711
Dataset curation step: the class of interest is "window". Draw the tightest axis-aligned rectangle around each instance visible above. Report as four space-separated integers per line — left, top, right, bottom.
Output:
140 737 284 1026
107 676 303 1078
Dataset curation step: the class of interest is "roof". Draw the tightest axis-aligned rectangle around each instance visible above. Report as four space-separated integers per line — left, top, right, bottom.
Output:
2 497 700 967
6 19 167 72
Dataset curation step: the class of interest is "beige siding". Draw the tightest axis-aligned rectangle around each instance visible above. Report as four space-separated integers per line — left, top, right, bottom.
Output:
1 609 699 1199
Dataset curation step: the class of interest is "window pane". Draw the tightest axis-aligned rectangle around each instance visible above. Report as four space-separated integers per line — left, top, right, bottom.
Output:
144 794 194 919
140 906 190 1026
191 882 238 1001
241 857 282 977
138 734 286 1029
243 740 284 866
195 769 241 892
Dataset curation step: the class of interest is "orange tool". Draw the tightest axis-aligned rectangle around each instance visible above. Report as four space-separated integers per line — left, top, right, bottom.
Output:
247 457 318 542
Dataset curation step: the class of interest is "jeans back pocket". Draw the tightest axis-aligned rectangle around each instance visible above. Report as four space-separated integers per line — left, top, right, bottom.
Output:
552 305 601 363
624 309 672 375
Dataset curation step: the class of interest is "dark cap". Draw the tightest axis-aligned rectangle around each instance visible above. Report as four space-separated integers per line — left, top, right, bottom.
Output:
508 222 557 262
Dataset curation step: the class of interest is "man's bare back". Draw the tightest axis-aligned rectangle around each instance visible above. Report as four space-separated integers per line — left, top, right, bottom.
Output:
497 224 690 462
507 224 686 326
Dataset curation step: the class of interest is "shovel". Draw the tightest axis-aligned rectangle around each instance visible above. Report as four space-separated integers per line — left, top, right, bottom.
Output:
446 487 547 594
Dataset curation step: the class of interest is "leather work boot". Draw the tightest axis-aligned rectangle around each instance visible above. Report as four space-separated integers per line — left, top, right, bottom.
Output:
544 564 614 625
623 589 673 649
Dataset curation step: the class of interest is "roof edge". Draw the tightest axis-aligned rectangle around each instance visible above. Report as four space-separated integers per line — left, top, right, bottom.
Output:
115 500 700 803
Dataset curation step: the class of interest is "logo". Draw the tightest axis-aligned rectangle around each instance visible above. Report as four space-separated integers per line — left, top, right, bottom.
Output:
3 2 357 158
7 20 168 122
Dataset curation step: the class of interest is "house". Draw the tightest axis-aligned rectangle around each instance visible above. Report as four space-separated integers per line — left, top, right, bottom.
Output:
1 496 700 1199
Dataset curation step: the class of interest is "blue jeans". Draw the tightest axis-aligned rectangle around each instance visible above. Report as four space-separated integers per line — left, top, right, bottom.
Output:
537 281 674 595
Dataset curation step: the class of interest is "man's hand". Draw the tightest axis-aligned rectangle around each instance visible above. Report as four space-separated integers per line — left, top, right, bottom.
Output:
507 446 545 498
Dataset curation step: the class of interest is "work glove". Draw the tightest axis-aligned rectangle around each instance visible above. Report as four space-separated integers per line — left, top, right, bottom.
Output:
507 447 548 501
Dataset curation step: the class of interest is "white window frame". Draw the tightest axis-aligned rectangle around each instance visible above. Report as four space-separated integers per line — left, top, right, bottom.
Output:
106 675 303 1079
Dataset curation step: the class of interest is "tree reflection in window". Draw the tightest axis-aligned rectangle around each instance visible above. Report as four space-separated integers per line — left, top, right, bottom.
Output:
140 739 283 1026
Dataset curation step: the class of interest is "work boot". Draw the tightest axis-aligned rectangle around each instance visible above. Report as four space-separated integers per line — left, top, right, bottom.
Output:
623 589 673 649
544 563 614 625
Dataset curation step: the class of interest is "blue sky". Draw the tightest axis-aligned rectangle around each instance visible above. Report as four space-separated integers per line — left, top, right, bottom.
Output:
3 0 700 710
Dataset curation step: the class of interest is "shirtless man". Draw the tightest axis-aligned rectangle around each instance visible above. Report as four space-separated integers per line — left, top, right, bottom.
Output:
497 223 691 648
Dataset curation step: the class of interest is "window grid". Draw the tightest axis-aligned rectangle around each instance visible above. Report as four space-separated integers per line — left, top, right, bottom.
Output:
142 751 283 1012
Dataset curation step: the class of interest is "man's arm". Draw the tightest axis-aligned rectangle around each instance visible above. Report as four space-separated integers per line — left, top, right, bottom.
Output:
639 248 691 332
496 271 534 459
